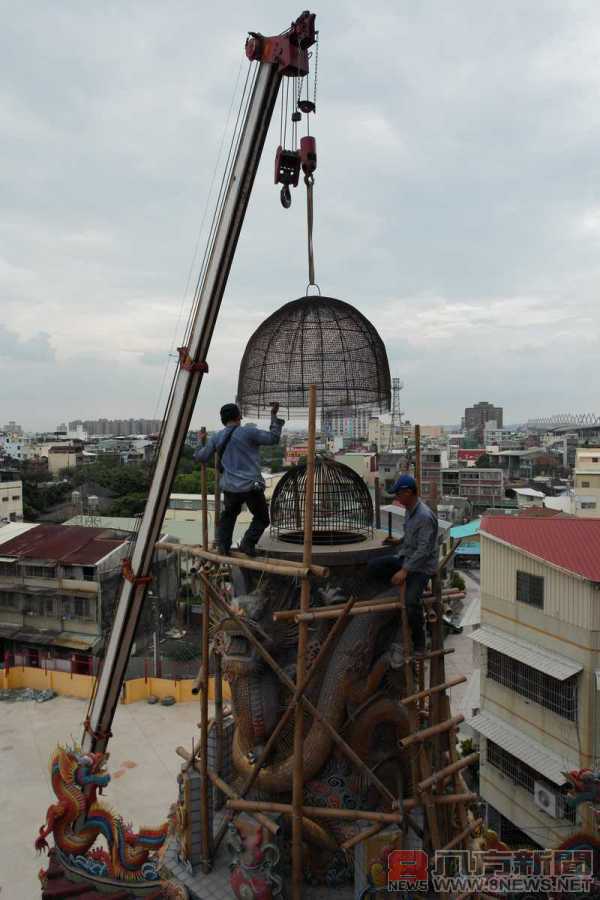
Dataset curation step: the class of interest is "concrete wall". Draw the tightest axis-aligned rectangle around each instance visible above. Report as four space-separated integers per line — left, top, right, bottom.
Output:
0 665 231 703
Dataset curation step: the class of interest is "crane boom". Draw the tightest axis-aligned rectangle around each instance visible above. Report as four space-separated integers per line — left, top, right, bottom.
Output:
82 11 316 754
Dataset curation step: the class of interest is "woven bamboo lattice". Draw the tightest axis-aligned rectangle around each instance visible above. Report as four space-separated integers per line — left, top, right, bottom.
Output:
270 456 373 544
236 296 391 417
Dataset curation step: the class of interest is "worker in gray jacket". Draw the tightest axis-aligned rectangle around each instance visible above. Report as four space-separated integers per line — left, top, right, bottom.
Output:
367 474 438 654
194 402 285 556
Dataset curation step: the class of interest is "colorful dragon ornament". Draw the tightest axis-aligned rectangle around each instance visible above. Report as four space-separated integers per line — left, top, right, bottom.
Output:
36 743 169 887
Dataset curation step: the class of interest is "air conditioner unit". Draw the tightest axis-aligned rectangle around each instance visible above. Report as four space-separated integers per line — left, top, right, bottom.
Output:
534 781 559 818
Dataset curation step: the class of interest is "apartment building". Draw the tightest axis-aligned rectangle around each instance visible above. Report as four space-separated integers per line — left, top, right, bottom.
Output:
0 469 23 523
470 516 600 847
442 467 504 514
0 523 178 669
420 449 448 507
321 406 376 440
574 447 600 518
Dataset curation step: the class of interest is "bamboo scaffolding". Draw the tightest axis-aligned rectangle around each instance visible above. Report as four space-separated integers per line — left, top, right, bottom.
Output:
212 590 363 853
292 384 317 900
198 574 401 809
156 541 328 578
206 770 279 835
200 427 209 551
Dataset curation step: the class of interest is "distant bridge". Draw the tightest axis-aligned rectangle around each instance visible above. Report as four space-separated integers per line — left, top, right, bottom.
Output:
528 413 600 433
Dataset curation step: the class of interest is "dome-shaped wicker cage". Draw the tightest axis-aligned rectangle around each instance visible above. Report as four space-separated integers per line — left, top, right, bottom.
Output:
236 296 391 417
270 456 374 544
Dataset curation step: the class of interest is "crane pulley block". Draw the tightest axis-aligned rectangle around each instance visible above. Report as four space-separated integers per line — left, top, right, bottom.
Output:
274 146 301 188
300 135 317 176
246 11 316 76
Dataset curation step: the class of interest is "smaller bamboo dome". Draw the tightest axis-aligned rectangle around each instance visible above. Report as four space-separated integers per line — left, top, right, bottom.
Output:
270 457 374 545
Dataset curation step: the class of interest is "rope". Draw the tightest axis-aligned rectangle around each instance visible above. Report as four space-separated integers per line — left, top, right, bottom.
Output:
305 174 318 291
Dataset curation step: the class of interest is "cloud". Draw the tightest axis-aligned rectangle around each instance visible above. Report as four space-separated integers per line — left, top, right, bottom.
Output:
0 324 55 363
1 0 600 429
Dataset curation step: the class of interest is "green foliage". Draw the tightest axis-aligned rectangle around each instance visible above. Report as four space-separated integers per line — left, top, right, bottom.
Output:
475 453 493 468
459 737 476 757
450 570 466 591
69 457 152 495
108 492 148 516
173 468 215 494
22 480 72 518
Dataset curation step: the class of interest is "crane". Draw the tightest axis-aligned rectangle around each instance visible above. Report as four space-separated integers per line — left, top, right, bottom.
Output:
81 10 317 755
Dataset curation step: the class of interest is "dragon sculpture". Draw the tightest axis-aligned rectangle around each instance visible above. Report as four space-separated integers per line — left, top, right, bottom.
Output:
215 575 411 885
564 769 600 809
36 743 169 886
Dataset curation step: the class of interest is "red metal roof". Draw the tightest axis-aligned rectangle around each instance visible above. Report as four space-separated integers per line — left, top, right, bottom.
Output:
481 515 600 581
0 524 126 565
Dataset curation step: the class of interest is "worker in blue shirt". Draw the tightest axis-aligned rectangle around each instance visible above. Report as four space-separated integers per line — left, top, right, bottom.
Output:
194 402 285 557
367 474 438 654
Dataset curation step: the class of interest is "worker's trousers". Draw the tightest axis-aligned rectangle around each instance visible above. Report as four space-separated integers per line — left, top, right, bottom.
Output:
218 489 270 553
366 554 430 651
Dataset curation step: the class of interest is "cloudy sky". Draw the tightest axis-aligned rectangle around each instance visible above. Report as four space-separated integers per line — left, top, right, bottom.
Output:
2 1 600 431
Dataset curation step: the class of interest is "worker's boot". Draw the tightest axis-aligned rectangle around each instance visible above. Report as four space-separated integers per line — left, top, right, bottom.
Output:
238 539 257 558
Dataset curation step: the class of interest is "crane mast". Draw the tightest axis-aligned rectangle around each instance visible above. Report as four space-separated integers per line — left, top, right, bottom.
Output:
82 11 317 754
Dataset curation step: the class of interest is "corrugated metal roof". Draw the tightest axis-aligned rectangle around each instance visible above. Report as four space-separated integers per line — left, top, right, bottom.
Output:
460 598 481 629
13 629 60 646
470 625 582 680
467 710 576 785
450 519 481 539
0 522 38 545
0 524 126 565
53 632 99 651
481 515 600 581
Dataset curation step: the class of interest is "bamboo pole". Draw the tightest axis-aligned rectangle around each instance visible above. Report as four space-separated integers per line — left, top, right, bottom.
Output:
399 715 465 750
214 649 224 795
292 383 317 900
200 427 209 551
212 590 362 852
374 476 381 529
156 541 328 578
272 591 463 621
401 675 466 707
414 424 421 493
417 753 480 793
440 818 483 852
199 579 211 872
206 770 279 835
294 600 404 621
214 466 221 531
227 799 407 824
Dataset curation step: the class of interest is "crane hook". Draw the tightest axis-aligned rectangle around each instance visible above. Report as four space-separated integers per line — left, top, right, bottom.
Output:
280 184 292 209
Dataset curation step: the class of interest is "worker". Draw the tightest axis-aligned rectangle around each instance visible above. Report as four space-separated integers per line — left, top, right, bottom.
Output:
194 402 285 557
367 474 438 655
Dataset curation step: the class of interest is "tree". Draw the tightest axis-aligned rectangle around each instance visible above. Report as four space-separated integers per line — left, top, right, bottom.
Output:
173 468 215 494
475 453 493 468
108 492 149 516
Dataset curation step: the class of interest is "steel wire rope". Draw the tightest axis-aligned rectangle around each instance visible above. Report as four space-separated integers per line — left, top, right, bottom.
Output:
125 62 258 550
151 55 246 429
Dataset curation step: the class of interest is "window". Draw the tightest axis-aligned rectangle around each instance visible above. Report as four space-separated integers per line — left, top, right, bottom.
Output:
23 565 56 578
486 740 575 823
44 597 55 616
12 495 20 501
0 593 17 609
592 457 599 463
516 571 544 609
581 481 591 488
582 502 597 510
1 497 7 502
82 567 95 582
73 597 91 619
486 649 578 720
0 562 15 576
